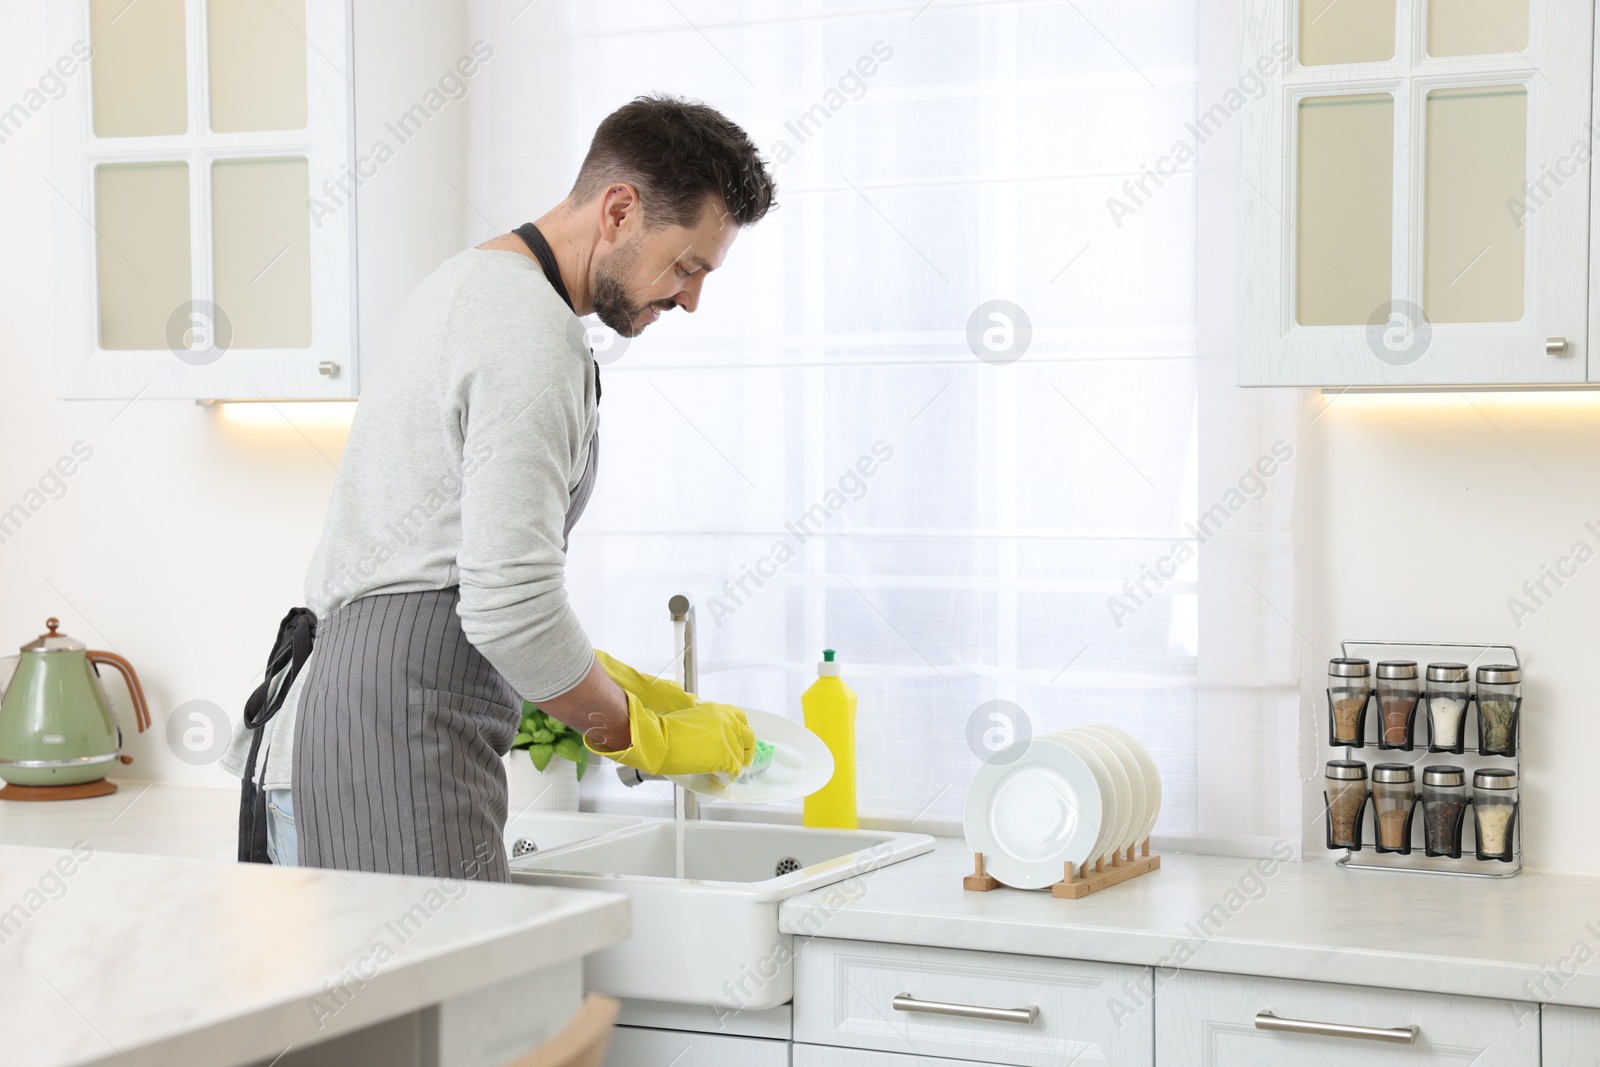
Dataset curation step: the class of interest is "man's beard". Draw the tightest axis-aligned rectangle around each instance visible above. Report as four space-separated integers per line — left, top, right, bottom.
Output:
592 238 671 338
592 266 645 337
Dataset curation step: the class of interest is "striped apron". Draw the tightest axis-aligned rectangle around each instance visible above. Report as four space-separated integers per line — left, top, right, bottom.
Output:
292 430 599 883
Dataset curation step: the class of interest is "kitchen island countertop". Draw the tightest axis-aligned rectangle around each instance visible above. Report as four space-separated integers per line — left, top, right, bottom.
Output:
0 782 628 1067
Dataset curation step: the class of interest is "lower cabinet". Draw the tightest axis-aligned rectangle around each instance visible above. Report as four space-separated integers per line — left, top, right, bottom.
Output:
1155 971 1540 1066
603 1025 790 1066
1543 1005 1600 1064
794 1045 986 1066
794 937 1154 1067
604 950 1590 1066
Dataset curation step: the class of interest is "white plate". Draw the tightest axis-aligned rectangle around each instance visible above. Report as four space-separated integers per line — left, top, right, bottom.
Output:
1089 723 1162 845
1076 725 1146 858
668 708 834 805
963 735 1104 889
1053 729 1130 867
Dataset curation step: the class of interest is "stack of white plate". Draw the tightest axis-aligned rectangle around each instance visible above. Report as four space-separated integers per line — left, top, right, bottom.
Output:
962 725 1162 890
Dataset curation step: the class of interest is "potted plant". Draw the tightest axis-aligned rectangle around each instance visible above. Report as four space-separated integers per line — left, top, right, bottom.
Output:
506 703 587 812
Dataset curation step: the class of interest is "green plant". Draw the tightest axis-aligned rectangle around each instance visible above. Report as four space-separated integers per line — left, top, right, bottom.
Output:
512 702 589 779
512 703 588 780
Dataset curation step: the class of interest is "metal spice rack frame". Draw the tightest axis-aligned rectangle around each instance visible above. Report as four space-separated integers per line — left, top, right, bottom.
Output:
1331 640 1522 880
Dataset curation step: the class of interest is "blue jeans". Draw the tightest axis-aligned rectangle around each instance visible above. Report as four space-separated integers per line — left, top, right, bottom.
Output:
266 788 297 866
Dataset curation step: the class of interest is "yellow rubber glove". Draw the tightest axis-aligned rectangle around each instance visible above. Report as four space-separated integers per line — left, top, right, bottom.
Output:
588 650 755 777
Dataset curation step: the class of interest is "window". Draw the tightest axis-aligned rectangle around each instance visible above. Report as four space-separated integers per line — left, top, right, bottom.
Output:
50 0 355 399
475 0 1302 855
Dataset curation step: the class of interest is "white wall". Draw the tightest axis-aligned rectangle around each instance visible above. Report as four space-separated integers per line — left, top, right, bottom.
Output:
1304 390 1600 873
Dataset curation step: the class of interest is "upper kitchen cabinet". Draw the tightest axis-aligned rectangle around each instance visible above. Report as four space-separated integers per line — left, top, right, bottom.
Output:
1237 0 1593 387
49 0 474 400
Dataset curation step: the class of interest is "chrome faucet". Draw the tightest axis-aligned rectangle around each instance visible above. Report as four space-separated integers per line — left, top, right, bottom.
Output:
615 593 701 820
668 594 697 695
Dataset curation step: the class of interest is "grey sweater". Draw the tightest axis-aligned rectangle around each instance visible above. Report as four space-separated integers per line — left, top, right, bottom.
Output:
223 247 599 788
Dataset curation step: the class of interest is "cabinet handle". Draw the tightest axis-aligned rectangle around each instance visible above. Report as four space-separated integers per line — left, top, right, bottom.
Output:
1254 1011 1417 1044
319 360 341 377
892 993 1038 1025
1546 338 1569 355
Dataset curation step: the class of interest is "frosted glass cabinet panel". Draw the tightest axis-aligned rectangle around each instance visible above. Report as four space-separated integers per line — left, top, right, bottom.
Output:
94 162 191 350
208 0 309 133
1428 0 1529 56
1422 86 1527 324
1295 94 1393 326
212 158 314 349
1299 0 1395 65
53 0 358 399
90 0 188 137
1239 0 1593 386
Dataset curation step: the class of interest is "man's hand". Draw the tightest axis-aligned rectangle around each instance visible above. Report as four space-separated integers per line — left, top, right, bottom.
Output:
586 650 755 777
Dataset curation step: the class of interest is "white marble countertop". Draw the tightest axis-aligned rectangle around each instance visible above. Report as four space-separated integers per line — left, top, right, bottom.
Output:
779 836 1600 1011
0 782 629 1067
0 778 242 862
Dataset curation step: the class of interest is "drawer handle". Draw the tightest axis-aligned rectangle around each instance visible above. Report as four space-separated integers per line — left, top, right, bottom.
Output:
1254 1011 1417 1045
892 993 1039 1025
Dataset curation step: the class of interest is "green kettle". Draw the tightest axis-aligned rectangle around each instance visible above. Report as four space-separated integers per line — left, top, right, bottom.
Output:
0 618 150 799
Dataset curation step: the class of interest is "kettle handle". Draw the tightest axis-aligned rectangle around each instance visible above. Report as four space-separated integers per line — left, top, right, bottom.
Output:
87 650 151 733
0 654 16 701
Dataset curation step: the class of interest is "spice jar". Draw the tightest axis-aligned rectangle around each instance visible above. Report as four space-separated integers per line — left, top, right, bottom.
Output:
1421 765 1468 858
1327 658 1371 746
1324 760 1368 850
1371 763 1417 853
1475 664 1520 756
1425 662 1469 753
1375 661 1420 749
1473 768 1518 862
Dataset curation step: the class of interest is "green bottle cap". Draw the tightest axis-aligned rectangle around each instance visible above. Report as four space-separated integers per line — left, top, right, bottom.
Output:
823 649 836 662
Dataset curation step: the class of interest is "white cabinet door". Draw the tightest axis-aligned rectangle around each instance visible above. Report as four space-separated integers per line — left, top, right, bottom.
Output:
794 1044 979 1067
1544 1005 1600 1064
603 1025 790 1067
1238 0 1592 386
49 0 358 400
794 938 1152 1067
1156 970 1538 1065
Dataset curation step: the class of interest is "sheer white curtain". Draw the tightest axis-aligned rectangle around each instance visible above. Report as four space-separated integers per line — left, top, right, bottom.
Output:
467 0 1302 853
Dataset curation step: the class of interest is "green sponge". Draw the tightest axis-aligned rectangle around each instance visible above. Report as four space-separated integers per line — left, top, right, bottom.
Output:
710 739 778 787
744 739 776 779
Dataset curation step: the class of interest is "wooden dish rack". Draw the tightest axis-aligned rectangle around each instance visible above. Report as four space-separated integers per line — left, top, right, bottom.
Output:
963 839 1160 899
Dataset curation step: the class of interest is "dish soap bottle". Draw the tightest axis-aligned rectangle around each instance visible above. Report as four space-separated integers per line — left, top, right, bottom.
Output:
803 649 857 829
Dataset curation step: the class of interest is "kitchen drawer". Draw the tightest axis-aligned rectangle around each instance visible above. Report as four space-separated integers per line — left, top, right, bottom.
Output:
603 1025 789 1067
795 1043 979 1066
1156 970 1538 1066
794 937 1153 1067
1543 1005 1600 1064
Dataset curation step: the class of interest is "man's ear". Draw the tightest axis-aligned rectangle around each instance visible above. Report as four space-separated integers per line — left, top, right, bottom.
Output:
598 182 642 244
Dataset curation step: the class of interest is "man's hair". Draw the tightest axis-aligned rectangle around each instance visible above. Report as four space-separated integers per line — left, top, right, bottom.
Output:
571 94 776 229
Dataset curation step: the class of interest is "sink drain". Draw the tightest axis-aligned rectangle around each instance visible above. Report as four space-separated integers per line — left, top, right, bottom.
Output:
510 838 538 858
775 856 802 876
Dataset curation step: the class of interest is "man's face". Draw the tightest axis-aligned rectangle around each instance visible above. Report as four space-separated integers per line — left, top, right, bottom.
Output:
591 193 740 338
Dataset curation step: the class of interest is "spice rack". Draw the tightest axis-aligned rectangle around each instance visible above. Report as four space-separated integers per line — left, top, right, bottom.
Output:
1330 640 1522 880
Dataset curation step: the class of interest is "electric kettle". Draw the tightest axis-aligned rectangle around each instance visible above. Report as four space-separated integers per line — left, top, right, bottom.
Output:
0 618 150 801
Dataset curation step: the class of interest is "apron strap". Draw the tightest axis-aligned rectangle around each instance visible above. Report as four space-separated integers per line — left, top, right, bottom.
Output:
237 607 317 863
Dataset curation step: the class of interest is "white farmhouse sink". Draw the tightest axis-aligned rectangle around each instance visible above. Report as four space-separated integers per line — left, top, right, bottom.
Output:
509 819 934 1009
501 810 637 860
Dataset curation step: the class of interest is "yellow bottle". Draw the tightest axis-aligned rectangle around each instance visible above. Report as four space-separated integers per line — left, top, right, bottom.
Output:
802 649 857 829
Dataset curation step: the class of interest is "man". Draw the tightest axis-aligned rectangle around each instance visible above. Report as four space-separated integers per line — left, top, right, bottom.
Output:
225 95 776 882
